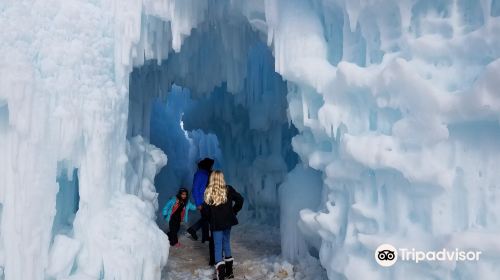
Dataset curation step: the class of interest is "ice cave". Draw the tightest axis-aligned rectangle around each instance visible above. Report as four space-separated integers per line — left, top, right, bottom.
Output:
1 0 500 279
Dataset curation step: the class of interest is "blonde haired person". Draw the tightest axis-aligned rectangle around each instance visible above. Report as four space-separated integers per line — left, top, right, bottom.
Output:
202 171 244 280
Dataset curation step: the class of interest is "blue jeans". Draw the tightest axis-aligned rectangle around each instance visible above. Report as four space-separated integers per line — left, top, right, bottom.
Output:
212 228 232 263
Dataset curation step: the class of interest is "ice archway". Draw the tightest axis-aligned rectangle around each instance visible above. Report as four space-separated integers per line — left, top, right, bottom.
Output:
1 0 500 279
129 29 299 224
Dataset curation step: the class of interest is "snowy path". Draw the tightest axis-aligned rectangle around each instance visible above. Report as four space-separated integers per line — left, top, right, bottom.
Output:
163 224 326 279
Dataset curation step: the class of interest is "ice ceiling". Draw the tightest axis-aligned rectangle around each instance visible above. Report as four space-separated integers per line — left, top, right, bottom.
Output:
1 0 500 279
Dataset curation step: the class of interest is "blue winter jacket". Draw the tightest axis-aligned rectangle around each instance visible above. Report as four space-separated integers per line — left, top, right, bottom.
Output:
192 169 210 207
162 197 196 223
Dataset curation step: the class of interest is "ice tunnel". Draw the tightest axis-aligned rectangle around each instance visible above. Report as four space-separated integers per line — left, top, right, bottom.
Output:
126 17 321 276
2 0 500 279
128 32 300 225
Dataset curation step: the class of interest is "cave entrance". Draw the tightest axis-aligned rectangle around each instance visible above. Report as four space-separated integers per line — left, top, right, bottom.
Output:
127 15 298 243
129 44 298 225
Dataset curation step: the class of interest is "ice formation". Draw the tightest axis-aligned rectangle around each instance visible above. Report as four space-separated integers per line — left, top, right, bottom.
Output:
1 0 500 279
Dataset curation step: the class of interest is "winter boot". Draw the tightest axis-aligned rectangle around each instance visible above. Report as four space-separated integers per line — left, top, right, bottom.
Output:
213 261 226 280
224 257 234 278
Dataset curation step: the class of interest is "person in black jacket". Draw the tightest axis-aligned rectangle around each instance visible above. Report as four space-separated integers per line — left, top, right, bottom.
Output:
202 170 243 280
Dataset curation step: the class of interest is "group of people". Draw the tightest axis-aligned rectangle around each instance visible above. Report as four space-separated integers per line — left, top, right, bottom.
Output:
162 158 244 280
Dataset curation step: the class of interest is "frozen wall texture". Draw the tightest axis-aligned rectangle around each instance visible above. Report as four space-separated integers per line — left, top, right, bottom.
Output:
1 0 500 279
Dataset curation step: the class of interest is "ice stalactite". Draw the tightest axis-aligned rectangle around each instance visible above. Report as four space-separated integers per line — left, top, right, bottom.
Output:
279 166 323 263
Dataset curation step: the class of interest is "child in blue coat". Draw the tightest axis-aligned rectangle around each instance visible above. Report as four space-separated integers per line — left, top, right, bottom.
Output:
162 188 196 246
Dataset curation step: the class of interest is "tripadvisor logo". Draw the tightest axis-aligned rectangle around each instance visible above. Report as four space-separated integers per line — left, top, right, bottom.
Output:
375 244 398 267
375 244 482 267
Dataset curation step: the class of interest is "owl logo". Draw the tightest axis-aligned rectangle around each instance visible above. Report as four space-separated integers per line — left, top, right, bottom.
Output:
375 244 398 267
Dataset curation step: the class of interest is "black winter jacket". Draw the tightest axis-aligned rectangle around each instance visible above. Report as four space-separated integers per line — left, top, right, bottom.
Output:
202 185 244 231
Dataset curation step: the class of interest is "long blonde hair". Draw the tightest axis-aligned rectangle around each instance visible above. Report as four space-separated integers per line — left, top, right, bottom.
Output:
204 170 228 206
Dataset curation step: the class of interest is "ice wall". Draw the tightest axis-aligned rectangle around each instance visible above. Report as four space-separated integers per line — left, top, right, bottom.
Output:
262 0 500 279
0 1 170 279
279 165 323 262
0 1 128 278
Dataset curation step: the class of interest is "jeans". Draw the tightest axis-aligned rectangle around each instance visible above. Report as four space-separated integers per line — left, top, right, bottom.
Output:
212 228 232 263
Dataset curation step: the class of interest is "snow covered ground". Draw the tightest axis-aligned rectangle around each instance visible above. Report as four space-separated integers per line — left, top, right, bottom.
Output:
163 222 327 280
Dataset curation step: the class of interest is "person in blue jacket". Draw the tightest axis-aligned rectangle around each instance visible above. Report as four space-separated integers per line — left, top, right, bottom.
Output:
162 187 196 246
187 158 214 243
